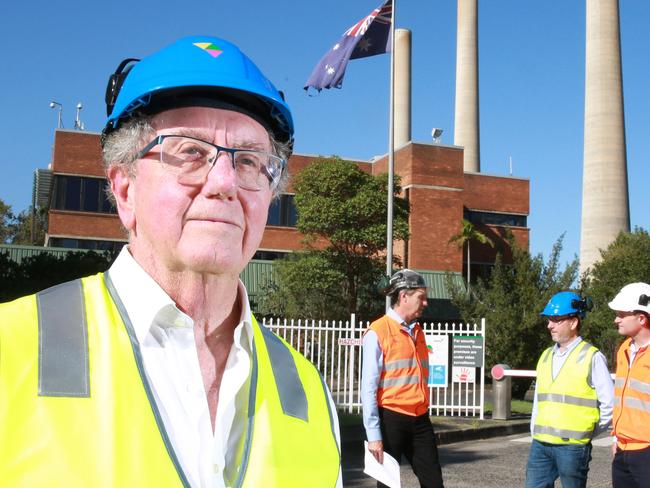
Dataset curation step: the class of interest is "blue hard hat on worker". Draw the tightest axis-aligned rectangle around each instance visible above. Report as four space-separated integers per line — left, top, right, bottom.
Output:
541 291 592 319
102 35 294 147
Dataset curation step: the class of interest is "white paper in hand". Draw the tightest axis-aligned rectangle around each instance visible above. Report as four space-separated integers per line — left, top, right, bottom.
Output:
363 441 401 488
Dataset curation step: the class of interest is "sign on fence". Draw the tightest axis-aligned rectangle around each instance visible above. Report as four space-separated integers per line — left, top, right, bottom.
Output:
452 335 484 367
426 335 449 387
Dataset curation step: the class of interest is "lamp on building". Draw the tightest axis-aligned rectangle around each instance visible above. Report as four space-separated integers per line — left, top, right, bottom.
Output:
74 102 85 131
49 101 63 129
431 128 444 144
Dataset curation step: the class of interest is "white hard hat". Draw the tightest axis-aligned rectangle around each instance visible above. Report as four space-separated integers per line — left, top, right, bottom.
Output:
608 282 650 314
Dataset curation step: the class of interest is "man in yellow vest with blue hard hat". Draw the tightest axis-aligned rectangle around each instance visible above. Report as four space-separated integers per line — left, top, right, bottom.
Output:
0 36 341 487
524 291 614 488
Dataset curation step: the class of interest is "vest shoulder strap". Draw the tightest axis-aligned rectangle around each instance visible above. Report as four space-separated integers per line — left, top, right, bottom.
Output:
36 279 90 397
258 324 309 422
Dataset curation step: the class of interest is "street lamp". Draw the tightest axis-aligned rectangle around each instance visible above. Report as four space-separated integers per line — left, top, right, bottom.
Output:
49 101 63 128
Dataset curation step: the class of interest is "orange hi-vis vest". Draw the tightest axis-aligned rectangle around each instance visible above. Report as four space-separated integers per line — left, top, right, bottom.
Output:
367 315 429 416
613 338 650 451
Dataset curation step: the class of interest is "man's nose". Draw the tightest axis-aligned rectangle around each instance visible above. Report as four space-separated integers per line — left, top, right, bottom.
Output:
203 152 237 195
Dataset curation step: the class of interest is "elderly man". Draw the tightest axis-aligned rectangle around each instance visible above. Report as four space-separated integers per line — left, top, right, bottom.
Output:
361 269 444 488
525 291 614 488
608 282 650 487
0 36 340 487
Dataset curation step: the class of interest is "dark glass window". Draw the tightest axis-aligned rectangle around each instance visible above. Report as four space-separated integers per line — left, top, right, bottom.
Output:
267 194 297 227
51 175 117 214
49 237 124 253
253 250 288 261
464 209 527 227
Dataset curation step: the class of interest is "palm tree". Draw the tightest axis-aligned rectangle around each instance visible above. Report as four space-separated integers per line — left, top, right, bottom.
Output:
448 219 494 293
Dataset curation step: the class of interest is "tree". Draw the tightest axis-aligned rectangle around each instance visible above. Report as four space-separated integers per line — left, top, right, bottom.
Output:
0 198 48 245
447 235 578 398
448 219 494 293
0 198 14 244
259 156 410 318
10 206 48 245
581 228 650 362
0 250 114 303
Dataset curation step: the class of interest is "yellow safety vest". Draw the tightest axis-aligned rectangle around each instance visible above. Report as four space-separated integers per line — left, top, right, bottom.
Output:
533 340 600 445
0 273 340 487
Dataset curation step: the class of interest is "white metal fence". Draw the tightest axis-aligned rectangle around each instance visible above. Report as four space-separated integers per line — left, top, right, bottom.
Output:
263 315 486 418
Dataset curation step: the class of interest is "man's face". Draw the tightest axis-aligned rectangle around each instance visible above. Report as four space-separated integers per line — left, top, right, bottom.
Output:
614 310 645 338
546 315 578 346
110 106 273 277
398 288 428 323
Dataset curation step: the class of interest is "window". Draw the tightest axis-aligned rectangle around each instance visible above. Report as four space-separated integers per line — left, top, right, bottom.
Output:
49 237 125 253
464 209 527 227
267 194 297 227
51 175 117 214
253 250 289 261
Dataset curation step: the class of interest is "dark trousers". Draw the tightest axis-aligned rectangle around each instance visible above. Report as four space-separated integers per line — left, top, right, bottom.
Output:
612 446 650 488
378 407 444 488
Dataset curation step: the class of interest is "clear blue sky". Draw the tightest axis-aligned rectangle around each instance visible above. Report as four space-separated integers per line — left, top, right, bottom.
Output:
1 0 648 267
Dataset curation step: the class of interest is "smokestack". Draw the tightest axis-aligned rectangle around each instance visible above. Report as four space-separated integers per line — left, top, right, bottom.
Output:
395 28 412 148
580 0 629 276
454 0 480 172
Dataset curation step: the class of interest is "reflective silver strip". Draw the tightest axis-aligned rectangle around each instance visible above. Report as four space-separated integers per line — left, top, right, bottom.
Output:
533 424 593 440
259 325 308 422
615 377 626 388
630 378 650 395
379 375 421 388
541 348 552 364
384 358 418 371
37 279 90 397
537 393 598 408
617 396 650 412
575 341 593 364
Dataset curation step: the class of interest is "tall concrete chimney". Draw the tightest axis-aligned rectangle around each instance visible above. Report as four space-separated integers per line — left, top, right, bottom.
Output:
395 28 412 148
580 0 629 275
454 0 480 172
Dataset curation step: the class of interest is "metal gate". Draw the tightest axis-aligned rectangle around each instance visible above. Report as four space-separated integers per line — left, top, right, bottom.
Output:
263 315 486 418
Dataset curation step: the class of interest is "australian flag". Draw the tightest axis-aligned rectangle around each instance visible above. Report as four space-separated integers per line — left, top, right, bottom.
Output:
304 0 392 92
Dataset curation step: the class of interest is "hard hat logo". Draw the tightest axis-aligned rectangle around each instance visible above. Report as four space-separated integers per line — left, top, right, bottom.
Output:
193 42 224 58
608 282 650 314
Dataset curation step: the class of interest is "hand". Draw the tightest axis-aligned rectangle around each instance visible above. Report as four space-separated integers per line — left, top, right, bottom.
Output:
368 440 384 464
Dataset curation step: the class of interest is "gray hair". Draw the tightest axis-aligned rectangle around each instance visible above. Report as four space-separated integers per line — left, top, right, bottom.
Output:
102 114 291 198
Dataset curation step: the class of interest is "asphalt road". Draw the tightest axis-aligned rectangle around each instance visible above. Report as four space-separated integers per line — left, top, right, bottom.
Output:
342 433 614 488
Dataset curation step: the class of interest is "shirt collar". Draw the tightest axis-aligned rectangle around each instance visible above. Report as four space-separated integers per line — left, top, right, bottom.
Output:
387 308 416 330
553 335 582 356
108 246 253 349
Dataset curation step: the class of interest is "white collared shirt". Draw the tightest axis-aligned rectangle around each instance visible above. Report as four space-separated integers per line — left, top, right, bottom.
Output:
108 247 252 487
108 247 342 487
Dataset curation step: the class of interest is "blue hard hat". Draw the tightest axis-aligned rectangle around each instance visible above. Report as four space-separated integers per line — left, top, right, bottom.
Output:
103 36 294 145
541 291 592 318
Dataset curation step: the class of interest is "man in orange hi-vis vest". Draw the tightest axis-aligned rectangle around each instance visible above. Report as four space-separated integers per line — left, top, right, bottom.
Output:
608 282 650 488
361 269 444 488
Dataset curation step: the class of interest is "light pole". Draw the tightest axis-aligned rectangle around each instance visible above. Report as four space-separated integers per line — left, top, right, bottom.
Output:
49 101 63 128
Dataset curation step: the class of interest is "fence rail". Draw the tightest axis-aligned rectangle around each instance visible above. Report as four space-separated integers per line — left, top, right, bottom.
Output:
263 315 486 418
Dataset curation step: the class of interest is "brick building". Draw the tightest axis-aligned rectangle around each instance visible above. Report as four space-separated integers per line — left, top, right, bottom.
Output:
41 129 529 304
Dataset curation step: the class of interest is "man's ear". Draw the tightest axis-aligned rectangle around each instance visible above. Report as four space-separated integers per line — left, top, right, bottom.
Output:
107 164 136 231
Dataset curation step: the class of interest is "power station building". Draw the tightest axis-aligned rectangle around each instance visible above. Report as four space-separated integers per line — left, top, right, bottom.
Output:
41 129 529 302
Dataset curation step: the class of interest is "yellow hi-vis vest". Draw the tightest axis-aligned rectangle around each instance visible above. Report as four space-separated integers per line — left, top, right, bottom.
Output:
0 273 340 487
533 340 600 445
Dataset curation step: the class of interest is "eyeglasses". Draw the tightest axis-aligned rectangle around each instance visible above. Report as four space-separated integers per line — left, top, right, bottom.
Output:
548 316 573 323
136 135 285 191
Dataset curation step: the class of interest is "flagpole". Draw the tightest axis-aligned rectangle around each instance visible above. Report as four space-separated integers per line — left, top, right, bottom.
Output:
385 0 396 312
